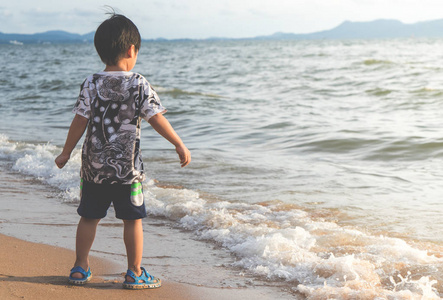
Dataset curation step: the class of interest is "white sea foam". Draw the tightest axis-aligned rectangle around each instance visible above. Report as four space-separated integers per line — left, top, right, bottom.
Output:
144 183 443 298
0 134 442 298
0 134 82 202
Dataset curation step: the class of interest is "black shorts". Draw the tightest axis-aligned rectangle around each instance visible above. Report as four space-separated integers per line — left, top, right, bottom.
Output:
77 180 147 220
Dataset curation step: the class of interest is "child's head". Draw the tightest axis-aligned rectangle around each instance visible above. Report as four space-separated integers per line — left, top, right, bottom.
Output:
94 13 141 66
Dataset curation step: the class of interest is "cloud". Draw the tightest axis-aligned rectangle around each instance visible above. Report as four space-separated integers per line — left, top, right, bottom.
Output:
1 7 103 34
0 8 13 17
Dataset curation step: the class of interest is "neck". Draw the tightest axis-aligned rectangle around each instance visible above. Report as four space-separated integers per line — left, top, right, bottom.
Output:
104 60 131 72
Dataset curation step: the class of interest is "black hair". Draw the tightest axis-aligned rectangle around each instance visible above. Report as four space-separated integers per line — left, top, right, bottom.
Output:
94 12 141 66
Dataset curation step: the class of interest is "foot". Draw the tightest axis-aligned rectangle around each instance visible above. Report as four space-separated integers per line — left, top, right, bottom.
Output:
71 264 89 279
125 268 141 283
71 271 85 279
123 267 161 289
68 266 92 285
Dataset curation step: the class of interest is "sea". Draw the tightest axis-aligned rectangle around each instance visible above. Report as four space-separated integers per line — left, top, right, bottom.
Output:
1 38 443 299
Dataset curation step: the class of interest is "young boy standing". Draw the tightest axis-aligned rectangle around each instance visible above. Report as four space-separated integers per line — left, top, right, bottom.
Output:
55 13 190 289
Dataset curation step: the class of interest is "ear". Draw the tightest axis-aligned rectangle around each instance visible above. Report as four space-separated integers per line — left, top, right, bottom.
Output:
127 45 136 58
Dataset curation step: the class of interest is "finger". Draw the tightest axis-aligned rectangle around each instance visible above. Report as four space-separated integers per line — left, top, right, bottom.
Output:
181 155 190 167
56 160 66 169
180 158 186 167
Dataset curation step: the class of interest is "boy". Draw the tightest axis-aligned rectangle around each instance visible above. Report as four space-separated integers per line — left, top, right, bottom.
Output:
55 13 190 289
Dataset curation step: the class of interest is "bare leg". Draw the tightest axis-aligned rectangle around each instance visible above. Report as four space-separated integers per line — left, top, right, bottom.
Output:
123 219 143 282
71 217 100 279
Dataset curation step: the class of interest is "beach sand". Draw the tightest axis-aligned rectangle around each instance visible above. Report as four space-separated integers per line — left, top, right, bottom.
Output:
0 233 197 300
0 233 287 300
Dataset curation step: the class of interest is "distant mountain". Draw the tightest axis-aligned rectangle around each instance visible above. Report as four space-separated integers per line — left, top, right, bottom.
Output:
253 19 443 40
0 30 94 44
3 18 443 44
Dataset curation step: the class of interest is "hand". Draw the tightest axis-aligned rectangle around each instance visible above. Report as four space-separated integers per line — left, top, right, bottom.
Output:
55 153 70 169
176 145 191 168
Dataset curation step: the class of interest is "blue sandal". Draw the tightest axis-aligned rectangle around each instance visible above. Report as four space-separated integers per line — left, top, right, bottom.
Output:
68 266 92 285
123 267 161 289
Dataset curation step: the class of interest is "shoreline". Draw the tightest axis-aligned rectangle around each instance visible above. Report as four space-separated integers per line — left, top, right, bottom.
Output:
0 163 295 300
0 235 295 300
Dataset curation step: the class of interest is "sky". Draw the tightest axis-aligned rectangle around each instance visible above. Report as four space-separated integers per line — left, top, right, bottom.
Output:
1 0 443 39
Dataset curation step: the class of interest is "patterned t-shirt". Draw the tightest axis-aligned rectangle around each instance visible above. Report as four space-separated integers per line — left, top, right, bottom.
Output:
73 71 166 184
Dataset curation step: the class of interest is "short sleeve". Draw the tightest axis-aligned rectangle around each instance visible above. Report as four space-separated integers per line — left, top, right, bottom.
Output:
140 81 167 122
72 78 93 119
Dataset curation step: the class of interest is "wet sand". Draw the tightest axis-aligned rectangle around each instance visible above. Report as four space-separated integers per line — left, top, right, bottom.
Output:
0 232 290 300
0 233 201 300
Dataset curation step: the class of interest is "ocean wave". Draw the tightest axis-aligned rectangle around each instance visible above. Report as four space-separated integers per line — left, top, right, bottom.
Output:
1 134 442 298
0 134 81 202
363 59 394 66
154 86 223 98
410 87 443 96
13 94 44 101
146 184 443 298
363 138 443 161
38 79 73 92
291 134 443 162
365 88 393 96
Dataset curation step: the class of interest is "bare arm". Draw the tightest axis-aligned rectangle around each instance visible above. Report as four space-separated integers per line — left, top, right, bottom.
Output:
55 114 89 169
148 113 191 167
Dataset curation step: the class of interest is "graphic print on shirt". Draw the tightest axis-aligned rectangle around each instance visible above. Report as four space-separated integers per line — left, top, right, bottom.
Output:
73 72 166 184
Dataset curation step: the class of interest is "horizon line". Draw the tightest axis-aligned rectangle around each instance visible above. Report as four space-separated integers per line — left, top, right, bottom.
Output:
2 17 443 41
